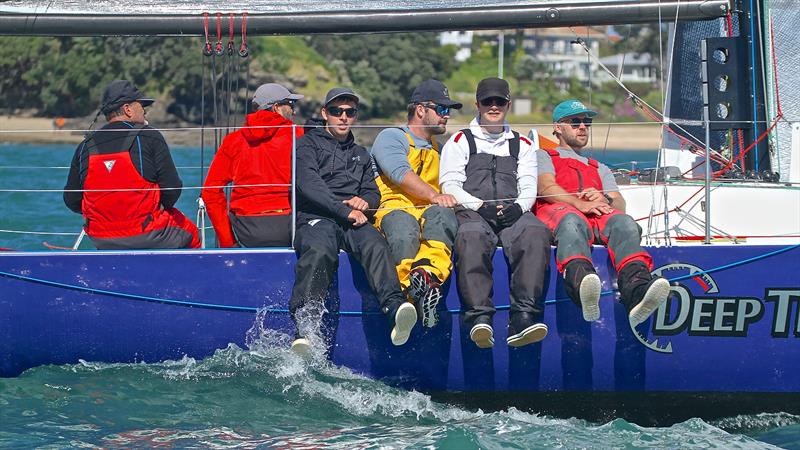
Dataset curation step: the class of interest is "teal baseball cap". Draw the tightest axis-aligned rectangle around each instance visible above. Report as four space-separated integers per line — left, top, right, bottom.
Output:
552 99 598 122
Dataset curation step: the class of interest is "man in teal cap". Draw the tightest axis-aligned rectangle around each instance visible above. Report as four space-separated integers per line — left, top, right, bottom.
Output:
531 99 669 327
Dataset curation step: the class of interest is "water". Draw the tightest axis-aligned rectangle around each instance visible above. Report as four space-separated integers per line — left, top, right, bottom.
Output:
1 142 798 448
1 328 798 449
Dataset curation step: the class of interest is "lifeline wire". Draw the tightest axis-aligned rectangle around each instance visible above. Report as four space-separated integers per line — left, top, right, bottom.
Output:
0 244 796 315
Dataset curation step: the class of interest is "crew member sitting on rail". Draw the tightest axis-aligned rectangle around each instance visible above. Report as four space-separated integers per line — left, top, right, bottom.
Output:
534 99 670 325
370 79 461 329
64 80 200 250
440 77 551 349
289 88 416 355
202 83 304 247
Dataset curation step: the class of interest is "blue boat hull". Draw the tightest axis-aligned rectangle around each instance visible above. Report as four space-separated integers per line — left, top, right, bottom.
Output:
1 245 798 422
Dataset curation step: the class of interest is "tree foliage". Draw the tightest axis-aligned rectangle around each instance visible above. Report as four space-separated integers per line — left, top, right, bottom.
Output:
305 33 457 118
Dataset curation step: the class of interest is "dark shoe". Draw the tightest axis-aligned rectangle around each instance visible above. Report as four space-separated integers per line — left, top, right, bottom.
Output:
390 302 417 346
628 277 670 326
618 261 670 326
408 267 442 328
506 312 548 347
564 259 601 322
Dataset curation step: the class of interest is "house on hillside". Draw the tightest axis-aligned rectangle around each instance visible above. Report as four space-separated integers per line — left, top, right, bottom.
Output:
439 31 474 62
596 52 659 85
520 26 609 86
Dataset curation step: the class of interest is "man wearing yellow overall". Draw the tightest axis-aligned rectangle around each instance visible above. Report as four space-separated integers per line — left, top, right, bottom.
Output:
370 79 462 328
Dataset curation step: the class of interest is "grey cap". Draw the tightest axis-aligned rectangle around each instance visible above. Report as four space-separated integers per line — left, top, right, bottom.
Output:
252 83 304 110
324 87 359 106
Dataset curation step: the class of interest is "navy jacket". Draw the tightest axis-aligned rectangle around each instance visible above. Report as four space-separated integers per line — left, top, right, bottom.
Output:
295 127 379 225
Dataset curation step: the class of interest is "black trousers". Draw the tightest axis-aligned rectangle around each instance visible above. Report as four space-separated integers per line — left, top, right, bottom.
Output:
289 218 405 327
230 212 292 247
454 210 551 326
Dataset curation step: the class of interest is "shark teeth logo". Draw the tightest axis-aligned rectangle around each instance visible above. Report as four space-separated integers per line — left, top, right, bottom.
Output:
103 160 116 173
630 263 718 354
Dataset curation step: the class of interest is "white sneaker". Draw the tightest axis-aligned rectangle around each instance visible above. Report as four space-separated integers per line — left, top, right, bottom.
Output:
629 278 671 327
291 337 311 358
579 273 602 322
390 302 417 346
506 323 548 347
469 323 495 349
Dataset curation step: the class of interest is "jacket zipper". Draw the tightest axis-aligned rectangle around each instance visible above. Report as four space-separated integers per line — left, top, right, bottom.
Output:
491 156 498 200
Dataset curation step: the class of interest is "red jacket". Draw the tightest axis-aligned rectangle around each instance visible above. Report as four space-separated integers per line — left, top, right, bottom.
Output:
202 110 304 247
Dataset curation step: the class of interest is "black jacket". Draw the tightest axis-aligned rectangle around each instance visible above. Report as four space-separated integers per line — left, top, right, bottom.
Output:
295 127 379 225
63 121 183 213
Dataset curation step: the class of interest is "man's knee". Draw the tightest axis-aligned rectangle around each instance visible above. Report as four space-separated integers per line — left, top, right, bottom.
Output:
555 213 591 241
421 206 458 245
604 214 642 239
455 222 494 255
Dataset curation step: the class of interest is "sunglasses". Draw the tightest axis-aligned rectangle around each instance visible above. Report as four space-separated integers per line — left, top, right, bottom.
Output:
420 103 451 117
562 117 593 128
275 100 296 109
479 97 509 108
327 106 358 118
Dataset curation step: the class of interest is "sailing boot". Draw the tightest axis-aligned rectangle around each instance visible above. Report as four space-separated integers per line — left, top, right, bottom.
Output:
386 301 418 346
469 315 494 349
407 267 443 329
564 259 602 322
506 312 548 347
618 261 671 326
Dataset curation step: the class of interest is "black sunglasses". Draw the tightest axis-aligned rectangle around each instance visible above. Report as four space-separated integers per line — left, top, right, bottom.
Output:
479 97 509 107
562 117 593 128
327 106 358 118
420 103 451 117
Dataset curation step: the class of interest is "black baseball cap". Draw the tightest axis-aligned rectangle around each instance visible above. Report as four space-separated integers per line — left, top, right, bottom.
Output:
476 77 510 102
101 80 154 114
410 79 462 109
324 87 360 106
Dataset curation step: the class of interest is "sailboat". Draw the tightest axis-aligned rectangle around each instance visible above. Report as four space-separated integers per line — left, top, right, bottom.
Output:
0 0 798 426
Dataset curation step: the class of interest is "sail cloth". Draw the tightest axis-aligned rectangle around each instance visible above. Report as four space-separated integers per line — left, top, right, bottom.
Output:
0 0 731 35
763 0 800 182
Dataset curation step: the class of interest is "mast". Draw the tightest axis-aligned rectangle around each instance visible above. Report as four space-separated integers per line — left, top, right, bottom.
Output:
0 1 732 36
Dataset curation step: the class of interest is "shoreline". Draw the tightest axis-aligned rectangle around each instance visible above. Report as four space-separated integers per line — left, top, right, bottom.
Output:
0 116 663 151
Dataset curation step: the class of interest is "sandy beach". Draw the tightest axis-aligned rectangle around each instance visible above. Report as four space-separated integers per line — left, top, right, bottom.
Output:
0 116 663 150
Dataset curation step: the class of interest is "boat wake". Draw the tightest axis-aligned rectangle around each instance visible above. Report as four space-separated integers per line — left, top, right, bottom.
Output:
0 313 795 448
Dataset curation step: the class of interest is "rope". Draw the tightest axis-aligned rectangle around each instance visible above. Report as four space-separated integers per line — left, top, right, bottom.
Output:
1 244 795 315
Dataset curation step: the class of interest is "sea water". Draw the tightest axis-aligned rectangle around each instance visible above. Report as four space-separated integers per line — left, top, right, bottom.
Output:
1 142 798 448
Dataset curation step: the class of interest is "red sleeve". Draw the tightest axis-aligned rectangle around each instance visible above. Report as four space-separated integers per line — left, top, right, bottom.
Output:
201 135 237 248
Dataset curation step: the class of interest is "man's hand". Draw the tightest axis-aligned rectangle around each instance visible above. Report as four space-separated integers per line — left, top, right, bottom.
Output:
348 210 368 227
477 203 502 223
430 193 458 208
577 199 614 216
497 203 523 228
578 187 606 203
343 196 369 211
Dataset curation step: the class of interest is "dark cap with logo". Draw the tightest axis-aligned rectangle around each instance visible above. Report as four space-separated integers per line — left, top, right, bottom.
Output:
476 77 510 102
324 87 360 106
101 80 154 114
410 79 462 109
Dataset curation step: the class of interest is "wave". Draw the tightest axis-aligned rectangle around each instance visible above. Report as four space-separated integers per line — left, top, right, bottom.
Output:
0 322 791 449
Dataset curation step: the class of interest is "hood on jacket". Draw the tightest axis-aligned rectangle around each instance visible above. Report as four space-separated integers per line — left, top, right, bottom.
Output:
241 109 295 144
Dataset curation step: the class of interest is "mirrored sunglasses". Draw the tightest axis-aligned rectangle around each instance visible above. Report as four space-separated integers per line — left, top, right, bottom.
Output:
421 103 451 117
